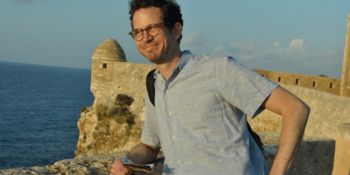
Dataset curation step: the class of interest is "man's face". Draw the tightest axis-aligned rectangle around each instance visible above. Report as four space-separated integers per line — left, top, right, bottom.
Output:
132 7 180 64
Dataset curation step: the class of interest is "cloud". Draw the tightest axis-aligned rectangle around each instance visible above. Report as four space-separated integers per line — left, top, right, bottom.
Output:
181 34 340 77
273 41 280 49
289 38 304 49
213 38 306 61
210 38 342 77
183 32 205 48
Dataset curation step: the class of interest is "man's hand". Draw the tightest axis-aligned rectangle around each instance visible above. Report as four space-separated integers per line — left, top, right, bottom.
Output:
127 142 160 164
110 142 160 175
110 160 134 175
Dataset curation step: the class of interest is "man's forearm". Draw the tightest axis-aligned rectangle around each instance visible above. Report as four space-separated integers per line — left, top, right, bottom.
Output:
127 142 160 165
269 100 310 175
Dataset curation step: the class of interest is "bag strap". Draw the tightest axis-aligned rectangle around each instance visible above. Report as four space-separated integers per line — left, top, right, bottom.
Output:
247 123 264 151
146 69 156 106
145 69 263 151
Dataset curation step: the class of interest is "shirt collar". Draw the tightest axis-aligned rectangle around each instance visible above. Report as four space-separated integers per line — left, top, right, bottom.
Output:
177 50 192 71
153 50 192 78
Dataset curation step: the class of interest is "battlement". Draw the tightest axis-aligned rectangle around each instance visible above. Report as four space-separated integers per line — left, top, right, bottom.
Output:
256 69 341 96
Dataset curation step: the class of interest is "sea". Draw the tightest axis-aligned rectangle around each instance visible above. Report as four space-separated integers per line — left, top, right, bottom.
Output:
0 61 94 170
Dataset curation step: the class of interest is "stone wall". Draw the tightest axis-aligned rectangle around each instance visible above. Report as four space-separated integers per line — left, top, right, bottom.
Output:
76 62 154 156
251 84 350 174
250 84 350 140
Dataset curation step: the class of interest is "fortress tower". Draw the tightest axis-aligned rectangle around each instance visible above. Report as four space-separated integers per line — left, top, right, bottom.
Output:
341 15 350 97
90 39 126 104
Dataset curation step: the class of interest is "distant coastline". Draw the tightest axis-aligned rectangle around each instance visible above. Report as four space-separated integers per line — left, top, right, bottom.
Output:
0 60 90 71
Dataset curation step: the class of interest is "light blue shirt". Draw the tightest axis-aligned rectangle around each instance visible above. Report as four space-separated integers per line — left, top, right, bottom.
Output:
141 50 278 175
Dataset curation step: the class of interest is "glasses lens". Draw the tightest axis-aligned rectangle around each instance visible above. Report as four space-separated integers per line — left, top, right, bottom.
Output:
147 25 159 36
134 32 142 41
130 30 142 41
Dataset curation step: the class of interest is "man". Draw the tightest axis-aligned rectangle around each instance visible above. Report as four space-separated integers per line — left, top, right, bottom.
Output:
110 0 310 174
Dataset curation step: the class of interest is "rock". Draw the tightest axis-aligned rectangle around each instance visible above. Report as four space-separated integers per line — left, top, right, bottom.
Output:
0 138 336 175
0 154 160 175
75 94 142 157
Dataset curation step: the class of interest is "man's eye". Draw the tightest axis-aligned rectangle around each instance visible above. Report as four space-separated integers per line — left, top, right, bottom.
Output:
133 30 141 36
145 25 153 31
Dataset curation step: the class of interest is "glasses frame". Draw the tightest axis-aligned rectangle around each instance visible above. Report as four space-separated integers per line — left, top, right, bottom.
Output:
128 23 169 41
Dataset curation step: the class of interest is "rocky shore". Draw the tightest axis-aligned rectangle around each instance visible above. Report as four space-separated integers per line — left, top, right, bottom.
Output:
0 135 336 175
0 153 161 175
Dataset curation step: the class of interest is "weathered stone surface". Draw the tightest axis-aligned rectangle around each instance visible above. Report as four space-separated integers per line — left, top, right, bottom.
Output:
249 84 350 140
0 154 158 175
261 136 335 175
332 123 350 175
78 46 155 156
0 138 335 175
92 39 126 62
75 95 142 156
338 123 350 140
251 85 350 175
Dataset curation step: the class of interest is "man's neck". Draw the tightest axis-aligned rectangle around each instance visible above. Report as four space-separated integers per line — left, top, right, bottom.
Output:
156 51 181 80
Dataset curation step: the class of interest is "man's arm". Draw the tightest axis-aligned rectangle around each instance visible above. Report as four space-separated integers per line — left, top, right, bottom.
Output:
110 142 160 175
263 87 310 175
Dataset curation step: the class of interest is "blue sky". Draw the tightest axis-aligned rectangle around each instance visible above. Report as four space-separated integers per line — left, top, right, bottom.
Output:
0 0 349 78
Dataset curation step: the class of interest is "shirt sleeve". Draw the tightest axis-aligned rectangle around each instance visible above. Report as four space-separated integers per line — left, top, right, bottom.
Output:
216 56 278 117
140 93 161 148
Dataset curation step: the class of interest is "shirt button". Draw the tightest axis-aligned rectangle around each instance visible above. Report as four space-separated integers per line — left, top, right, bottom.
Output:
172 135 176 140
168 112 172 116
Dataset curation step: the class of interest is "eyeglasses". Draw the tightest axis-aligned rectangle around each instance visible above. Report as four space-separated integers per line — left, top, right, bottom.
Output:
129 23 168 41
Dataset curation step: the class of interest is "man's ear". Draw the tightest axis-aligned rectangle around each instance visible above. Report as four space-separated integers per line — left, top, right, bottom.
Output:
173 22 183 40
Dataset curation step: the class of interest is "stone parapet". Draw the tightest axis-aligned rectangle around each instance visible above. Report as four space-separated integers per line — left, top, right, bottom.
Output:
256 69 341 96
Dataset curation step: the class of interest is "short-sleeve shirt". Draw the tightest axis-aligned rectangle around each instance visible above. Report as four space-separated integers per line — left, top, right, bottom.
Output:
141 50 278 175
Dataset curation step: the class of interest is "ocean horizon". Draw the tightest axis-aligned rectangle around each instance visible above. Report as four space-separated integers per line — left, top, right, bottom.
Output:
0 61 94 169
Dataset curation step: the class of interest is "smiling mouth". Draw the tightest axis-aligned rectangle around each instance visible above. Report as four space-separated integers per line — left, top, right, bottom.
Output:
144 45 158 50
